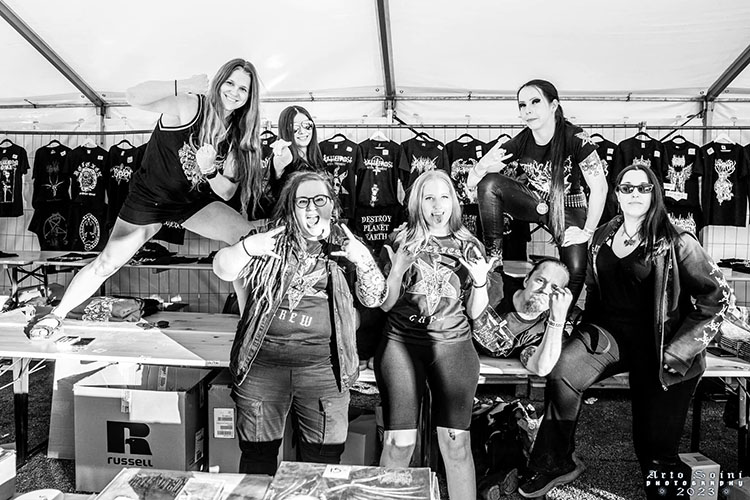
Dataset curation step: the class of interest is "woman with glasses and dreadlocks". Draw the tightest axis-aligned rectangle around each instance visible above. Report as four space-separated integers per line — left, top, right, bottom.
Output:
28 58 276 341
467 79 608 306
518 164 731 499
213 170 387 475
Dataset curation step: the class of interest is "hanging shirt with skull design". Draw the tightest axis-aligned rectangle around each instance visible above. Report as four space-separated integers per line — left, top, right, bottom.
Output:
0 143 29 217
701 141 749 227
319 136 359 219
661 139 704 234
69 145 108 206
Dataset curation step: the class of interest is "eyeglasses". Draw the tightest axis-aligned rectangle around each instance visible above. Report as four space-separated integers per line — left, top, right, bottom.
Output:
294 194 331 209
293 121 314 134
616 183 654 194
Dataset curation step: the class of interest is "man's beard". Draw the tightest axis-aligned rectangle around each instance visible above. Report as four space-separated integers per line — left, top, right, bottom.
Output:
521 293 548 315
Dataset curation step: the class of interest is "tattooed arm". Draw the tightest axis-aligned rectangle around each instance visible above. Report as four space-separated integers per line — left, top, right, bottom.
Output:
354 258 388 308
567 150 608 245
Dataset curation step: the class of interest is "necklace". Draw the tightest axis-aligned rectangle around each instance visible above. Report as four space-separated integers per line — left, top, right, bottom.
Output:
621 225 640 247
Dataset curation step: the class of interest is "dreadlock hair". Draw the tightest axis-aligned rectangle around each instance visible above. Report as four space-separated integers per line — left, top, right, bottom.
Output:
237 171 340 329
396 170 482 259
277 106 325 170
615 164 679 259
515 79 569 245
197 58 264 217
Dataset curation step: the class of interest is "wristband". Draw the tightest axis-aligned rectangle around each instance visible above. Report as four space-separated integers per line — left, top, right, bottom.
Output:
547 319 565 329
582 226 595 236
174 79 178 96
472 280 487 289
205 168 219 180
240 236 252 257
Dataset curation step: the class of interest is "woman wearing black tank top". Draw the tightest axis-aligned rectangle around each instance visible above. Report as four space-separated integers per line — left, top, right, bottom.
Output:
519 164 731 499
29 58 279 339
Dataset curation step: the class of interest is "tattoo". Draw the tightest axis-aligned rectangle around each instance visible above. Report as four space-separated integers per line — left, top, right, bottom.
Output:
448 429 456 440
355 257 387 307
579 151 606 177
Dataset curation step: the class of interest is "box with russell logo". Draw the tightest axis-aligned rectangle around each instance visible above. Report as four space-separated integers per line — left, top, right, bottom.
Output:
73 363 212 492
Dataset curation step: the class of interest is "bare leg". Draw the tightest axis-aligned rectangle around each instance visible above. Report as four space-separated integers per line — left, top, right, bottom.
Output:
53 218 162 318
182 202 253 312
436 426 476 500
379 429 417 467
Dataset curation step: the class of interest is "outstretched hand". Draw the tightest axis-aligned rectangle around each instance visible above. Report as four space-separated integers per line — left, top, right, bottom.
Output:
241 226 285 260
384 244 418 274
478 141 512 175
330 225 372 265
458 246 497 286
271 139 293 172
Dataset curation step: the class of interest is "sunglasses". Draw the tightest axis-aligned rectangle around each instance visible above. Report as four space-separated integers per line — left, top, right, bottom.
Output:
294 194 332 209
616 183 654 194
293 121 314 134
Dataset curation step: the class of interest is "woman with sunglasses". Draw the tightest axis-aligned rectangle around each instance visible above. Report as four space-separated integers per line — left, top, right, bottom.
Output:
213 170 386 474
269 106 326 201
518 164 731 499
28 58 276 340
467 79 608 305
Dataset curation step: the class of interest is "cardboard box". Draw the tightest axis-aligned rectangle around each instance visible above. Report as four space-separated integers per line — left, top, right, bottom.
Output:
727 477 750 499
0 448 15 500
679 452 720 500
340 414 378 466
73 364 212 492
206 369 293 473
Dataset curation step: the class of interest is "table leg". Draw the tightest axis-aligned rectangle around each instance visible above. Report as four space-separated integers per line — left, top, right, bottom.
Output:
12 357 30 465
690 390 702 452
739 377 748 473
9 267 19 304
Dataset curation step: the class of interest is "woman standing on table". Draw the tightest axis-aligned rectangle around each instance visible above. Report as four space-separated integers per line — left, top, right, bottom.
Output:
377 170 500 500
467 79 608 304
29 58 275 339
518 164 731 499
213 170 387 474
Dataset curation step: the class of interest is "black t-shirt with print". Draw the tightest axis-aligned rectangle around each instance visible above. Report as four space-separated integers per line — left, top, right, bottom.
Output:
662 139 704 233
107 144 141 227
320 137 359 219
398 137 451 191
28 201 70 250
613 136 667 183
261 240 332 366
69 145 108 206
701 142 749 227
69 204 108 252
32 144 71 207
501 123 598 197
446 137 486 205
493 274 549 364
591 136 618 223
0 143 30 216
355 139 403 208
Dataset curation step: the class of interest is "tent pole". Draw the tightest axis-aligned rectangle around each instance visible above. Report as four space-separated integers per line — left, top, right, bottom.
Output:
375 0 396 118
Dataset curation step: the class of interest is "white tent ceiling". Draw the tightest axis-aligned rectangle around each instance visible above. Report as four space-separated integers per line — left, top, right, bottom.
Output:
1 0 750 129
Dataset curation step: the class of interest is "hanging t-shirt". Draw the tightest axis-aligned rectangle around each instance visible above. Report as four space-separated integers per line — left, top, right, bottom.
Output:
319 137 359 219
384 234 476 344
69 145 108 206
662 139 704 233
107 144 141 228
445 137 486 205
398 137 450 191
32 144 71 207
69 204 108 252
355 139 402 208
591 136 618 224
613 136 667 183
28 201 70 250
501 123 598 198
701 142 749 227
0 143 30 216
351 205 404 254
261 240 332 366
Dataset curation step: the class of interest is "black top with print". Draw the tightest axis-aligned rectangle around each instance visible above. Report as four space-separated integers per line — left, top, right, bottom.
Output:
701 142 749 227
320 137 359 219
398 137 451 191
446 137 486 205
28 201 70 250
69 145 108 206
69 204 108 252
0 143 30 216
355 139 403 208
32 144 71 207
661 139 703 209
613 136 667 183
106 144 141 227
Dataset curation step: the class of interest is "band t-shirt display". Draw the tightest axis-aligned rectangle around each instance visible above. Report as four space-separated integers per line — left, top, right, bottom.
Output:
445 137 486 205
32 143 71 206
592 136 618 223
661 139 704 233
613 136 667 183
29 202 70 250
69 145 108 206
355 139 403 208
319 137 359 219
0 143 30 216
68 204 108 252
701 141 749 227
398 137 450 191
106 144 140 228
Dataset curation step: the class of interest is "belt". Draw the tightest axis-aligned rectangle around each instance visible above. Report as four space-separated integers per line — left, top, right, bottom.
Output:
534 190 588 209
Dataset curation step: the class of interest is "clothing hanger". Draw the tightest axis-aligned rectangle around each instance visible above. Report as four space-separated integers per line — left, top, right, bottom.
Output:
0 138 13 147
115 139 134 149
260 129 276 138
589 132 606 143
456 132 475 143
633 130 654 141
45 139 63 148
80 137 98 148
415 131 435 142
495 133 512 142
665 134 687 145
327 133 348 142
369 129 389 142
714 132 734 144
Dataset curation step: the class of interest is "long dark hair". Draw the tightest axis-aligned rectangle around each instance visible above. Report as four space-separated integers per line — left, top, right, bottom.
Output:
199 58 264 217
277 106 325 170
615 164 679 259
515 79 569 245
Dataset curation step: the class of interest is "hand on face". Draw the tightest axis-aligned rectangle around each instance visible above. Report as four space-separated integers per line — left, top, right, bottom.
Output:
548 285 573 321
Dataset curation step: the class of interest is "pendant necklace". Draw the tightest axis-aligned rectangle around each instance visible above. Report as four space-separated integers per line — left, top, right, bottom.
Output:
622 225 639 247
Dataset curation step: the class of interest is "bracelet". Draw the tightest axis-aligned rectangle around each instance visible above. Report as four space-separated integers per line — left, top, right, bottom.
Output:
174 79 178 96
547 319 565 329
472 280 487 289
240 237 252 257
582 226 595 236
205 168 219 179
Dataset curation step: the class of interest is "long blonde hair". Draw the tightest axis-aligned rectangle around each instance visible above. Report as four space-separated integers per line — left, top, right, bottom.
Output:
198 58 264 217
396 170 481 257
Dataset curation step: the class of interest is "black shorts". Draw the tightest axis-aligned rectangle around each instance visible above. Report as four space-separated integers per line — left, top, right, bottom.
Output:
117 190 215 226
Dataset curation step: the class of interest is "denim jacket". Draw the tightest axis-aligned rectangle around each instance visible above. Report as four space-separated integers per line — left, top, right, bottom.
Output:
230 227 386 390
587 216 731 389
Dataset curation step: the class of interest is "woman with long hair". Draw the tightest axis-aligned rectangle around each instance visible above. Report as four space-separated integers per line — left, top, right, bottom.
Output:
29 58 276 339
212 170 387 474
377 170 496 500
467 79 608 304
518 164 731 499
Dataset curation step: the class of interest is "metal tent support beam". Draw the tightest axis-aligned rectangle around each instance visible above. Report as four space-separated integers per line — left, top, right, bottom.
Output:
375 0 396 117
0 0 106 112
705 44 750 102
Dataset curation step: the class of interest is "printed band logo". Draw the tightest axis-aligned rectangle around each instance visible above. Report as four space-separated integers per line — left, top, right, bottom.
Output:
106 421 152 455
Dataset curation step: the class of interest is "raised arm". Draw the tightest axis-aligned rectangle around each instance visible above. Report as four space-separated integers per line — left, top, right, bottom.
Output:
212 226 285 281
125 74 208 125
524 286 573 376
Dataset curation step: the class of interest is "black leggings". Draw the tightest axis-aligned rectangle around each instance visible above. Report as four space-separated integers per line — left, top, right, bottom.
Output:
374 337 479 430
477 173 588 303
